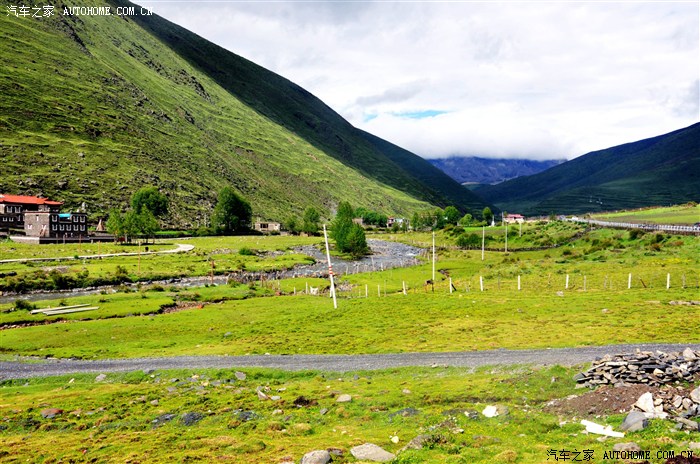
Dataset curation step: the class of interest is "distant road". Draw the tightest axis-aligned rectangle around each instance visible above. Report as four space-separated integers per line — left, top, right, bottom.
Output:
3 343 700 380
566 217 700 235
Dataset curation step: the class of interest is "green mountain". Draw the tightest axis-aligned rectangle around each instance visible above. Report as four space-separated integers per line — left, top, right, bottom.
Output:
0 0 488 228
475 123 700 215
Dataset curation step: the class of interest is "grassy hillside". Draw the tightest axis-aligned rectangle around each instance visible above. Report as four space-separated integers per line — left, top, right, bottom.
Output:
475 123 700 215
0 0 488 227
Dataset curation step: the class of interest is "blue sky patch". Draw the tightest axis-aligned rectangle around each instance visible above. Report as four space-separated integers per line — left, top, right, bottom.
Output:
394 110 448 119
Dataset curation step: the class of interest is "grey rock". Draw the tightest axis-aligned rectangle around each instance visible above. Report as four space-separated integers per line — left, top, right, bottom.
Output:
350 443 395 462
613 442 641 452
690 387 700 404
152 413 176 427
620 410 648 432
181 412 203 426
389 407 420 418
401 434 431 451
95 374 107 382
300 450 331 464
336 394 352 403
40 408 63 419
234 371 246 381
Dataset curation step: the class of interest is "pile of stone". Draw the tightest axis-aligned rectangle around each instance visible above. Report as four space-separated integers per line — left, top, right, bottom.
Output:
575 348 700 388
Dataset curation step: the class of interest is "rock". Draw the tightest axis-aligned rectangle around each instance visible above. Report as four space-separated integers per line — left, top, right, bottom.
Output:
350 443 395 462
620 410 648 432
40 408 63 419
257 390 269 401
675 417 700 431
689 442 700 450
402 389 411 395
234 371 246 381
401 434 431 451
319 408 328 415
152 413 176 427
336 394 352 403
613 442 641 452
388 407 420 418
690 387 700 404
95 374 107 382
181 412 203 426
482 405 499 418
300 450 331 464
635 392 655 414
683 348 697 360
150 400 159 406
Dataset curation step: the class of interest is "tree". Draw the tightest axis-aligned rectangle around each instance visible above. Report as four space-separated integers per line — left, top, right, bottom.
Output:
482 207 494 225
131 186 168 217
105 208 125 242
331 202 368 257
459 213 473 228
211 187 252 235
301 206 320 235
331 201 354 251
456 233 480 249
444 206 460 226
285 216 300 235
137 208 159 243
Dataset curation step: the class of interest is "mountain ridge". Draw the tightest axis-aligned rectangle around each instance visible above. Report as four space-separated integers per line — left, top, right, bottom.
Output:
474 123 700 215
0 0 489 228
428 156 565 185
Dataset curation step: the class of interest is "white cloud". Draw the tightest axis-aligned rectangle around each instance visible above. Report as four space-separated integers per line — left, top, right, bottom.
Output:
145 1 699 160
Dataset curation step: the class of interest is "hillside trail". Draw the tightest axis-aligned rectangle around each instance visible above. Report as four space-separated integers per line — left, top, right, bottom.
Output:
3 343 700 380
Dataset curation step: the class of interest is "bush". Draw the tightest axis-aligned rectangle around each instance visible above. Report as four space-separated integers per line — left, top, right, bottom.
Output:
628 229 644 240
456 233 480 249
13 299 35 311
239 247 255 256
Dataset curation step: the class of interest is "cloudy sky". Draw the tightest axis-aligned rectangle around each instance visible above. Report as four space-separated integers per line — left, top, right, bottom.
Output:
144 1 699 160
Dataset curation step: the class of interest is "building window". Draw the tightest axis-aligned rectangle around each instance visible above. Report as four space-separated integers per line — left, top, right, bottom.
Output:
52 215 58 221
81 216 85 223
52 225 57 231
60 225 64 231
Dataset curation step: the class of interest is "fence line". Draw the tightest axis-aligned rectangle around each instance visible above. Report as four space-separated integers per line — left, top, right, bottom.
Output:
567 218 700 236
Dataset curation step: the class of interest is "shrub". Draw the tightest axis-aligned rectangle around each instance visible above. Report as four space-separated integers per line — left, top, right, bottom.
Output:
239 247 255 256
628 229 644 240
13 299 35 311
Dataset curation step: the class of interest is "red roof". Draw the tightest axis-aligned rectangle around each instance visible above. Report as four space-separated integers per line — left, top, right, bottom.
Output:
0 194 63 206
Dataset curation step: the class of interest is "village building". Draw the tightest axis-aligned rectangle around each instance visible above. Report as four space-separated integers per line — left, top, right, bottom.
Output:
253 220 282 234
504 213 525 224
0 194 88 241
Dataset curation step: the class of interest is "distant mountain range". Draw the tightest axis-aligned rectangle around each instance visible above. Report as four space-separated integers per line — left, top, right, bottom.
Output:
0 0 488 228
428 157 565 186
474 123 700 215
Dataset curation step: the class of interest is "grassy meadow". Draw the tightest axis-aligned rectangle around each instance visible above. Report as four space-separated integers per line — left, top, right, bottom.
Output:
1 221 699 462
591 203 700 225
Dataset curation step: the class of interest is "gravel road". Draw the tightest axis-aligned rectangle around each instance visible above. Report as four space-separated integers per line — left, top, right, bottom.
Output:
3 343 700 381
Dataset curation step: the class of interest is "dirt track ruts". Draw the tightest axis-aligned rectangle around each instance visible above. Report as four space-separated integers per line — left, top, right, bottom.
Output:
3 343 700 381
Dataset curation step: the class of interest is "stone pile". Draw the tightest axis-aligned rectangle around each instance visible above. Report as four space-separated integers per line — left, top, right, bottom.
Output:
575 348 700 388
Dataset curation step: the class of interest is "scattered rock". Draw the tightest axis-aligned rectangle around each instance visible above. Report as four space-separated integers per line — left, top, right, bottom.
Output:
150 400 159 406
690 387 700 404
257 390 269 401
40 408 63 419
152 413 176 427
336 394 352 403
293 396 317 407
95 374 107 382
401 434 432 451
635 392 656 414
181 412 203 426
234 371 246 381
612 442 641 452
350 443 395 462
482 405 499 418
300 449 331 464
389 407 420 418
620 410 648 432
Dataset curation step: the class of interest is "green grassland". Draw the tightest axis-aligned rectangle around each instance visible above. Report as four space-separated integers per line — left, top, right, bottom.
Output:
1 366 697 463
592 204 700 225
1 224 698 359
1 227 698 462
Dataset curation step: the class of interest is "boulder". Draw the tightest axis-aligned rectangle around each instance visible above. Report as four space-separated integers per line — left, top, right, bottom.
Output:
336 394 352 403
300 450 331 464
350 443 395 462
620 410 648 432
40 408 63 419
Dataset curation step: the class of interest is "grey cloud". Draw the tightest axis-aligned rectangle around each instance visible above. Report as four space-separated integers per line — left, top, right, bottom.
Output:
355 80 428 107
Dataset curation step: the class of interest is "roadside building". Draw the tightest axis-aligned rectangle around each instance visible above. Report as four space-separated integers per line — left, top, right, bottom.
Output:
253 220 282 234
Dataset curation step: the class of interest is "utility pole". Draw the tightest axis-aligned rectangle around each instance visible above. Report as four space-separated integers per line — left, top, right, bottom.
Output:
481 225 485 261
323 225 337 309
432 231 436 282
